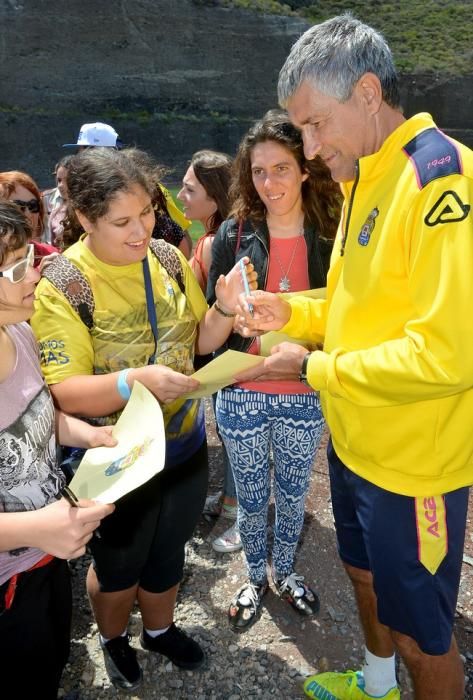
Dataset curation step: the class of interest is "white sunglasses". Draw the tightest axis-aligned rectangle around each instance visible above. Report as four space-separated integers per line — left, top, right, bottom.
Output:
0 244 34 284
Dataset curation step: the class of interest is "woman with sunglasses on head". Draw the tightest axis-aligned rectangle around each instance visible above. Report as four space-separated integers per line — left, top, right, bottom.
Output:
0 200 115 699
207 109 342 632
0 171 58 265
31 147 256 692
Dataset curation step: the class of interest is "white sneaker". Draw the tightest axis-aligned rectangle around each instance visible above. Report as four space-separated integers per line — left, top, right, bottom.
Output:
203 492 223 517
203 492 237 520
212 521 242 553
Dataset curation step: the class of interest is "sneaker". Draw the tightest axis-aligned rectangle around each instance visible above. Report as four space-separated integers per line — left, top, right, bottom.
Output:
303 670 400 699
221 502 238 519
274 572 320 616
100 634 142 691
228 581 268 633
212 521 242 553
203 492 223 517
203 492 237 520
140 623 205 670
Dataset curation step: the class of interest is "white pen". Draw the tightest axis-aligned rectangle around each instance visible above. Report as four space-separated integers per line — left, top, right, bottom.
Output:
239 258 254 317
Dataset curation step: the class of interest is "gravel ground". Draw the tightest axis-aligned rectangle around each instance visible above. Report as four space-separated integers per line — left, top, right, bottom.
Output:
60 400 473 699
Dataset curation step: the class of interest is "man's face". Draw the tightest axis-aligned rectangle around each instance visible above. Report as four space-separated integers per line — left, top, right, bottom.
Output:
287 79 375 183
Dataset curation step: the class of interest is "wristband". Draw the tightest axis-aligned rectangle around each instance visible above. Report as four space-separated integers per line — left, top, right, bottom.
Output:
299 352 312 387
214 300 236 318
117 368 131 401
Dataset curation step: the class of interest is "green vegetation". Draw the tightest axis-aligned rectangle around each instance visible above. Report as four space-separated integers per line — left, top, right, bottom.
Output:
0 104 252 128
208 0 473 74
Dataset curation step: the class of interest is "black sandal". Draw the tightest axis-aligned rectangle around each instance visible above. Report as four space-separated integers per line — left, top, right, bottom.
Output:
274 572 320 616
228 581 268 632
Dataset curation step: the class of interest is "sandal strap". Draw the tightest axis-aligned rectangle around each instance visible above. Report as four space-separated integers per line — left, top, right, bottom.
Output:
235 583 265 611
277 572 306 598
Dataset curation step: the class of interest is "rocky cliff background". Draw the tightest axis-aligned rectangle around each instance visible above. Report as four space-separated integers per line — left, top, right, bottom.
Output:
1 0 472 188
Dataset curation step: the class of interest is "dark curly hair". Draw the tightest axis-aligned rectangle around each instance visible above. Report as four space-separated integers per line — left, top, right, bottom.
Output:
230 109 341 239
60 147 158 248
0 199 32 265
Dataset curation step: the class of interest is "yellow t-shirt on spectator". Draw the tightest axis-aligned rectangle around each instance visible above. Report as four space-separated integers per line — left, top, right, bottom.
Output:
32 237 207 465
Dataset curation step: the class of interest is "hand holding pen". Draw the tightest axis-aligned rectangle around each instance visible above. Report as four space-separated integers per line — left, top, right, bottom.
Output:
239 257 254 317
214 256 257 317
61 484 114 542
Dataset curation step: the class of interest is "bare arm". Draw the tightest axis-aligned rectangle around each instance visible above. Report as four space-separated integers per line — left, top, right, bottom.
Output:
51 363 200 417
178 230 193 259
56 410 118 448
196 303 237 355
189 255 206 292
196 258 258 355
0 499 114 559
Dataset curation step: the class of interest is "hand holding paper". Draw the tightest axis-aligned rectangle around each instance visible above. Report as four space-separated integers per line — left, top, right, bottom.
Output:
185 350 264 398
68 382 166 504
234 341 309 383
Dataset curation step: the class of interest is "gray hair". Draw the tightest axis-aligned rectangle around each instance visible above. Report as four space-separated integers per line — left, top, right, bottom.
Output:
278 14 400 109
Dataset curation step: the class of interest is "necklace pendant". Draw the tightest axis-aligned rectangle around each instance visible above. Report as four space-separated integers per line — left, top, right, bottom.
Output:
279 276 291 292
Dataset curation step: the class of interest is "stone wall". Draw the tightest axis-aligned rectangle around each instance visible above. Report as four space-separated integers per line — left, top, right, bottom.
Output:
1 0 472 188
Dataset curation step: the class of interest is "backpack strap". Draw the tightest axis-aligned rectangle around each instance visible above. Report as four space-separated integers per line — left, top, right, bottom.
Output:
149 238 185 294
41 255 94 329
235 219 243 255
42 240 185 331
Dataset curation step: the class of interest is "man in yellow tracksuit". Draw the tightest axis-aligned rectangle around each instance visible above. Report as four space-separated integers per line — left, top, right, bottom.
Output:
236 14 473 700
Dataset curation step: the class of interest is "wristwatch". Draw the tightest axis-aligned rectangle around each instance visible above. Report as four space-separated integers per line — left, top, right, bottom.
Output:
299 352 312 387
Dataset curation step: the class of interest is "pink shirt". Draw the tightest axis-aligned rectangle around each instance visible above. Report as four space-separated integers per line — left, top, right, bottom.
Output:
0 323 64 585
239 235 314 395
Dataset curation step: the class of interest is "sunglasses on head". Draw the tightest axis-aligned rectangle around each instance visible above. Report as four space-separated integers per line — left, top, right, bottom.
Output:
0 244 35 284
12 198 40 214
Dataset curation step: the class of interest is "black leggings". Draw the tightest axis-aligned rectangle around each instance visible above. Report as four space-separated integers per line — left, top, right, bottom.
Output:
0 558 71 699
89 440 208 592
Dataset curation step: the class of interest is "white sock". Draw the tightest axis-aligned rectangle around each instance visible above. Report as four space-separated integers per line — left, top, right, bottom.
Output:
100 629 127 645
145 625 171 638
362 647 397 696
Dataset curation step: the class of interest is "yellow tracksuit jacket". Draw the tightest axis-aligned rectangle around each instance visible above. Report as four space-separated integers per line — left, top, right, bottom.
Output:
283 113 473 496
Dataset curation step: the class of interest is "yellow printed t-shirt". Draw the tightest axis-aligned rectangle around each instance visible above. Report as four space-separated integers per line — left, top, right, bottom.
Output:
32 238 207 466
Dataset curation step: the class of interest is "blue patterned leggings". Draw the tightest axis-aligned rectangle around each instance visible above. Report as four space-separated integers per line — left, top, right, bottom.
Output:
216 387 324 584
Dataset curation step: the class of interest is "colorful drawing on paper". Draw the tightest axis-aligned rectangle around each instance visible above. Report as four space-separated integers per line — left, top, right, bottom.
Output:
105 437 154 477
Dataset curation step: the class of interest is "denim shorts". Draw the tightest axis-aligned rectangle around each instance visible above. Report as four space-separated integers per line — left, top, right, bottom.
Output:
327 440 469 655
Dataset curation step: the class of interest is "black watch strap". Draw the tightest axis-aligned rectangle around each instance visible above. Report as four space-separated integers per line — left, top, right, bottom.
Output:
299 352 312 386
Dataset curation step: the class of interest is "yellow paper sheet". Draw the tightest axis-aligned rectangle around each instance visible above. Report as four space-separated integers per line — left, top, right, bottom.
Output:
185 350 264 398
69 381 165 503
260 287 327 356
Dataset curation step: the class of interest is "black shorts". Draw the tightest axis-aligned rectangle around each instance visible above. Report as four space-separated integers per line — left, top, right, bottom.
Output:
89 440 208 593
328 440 469 655
0 558 71 699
